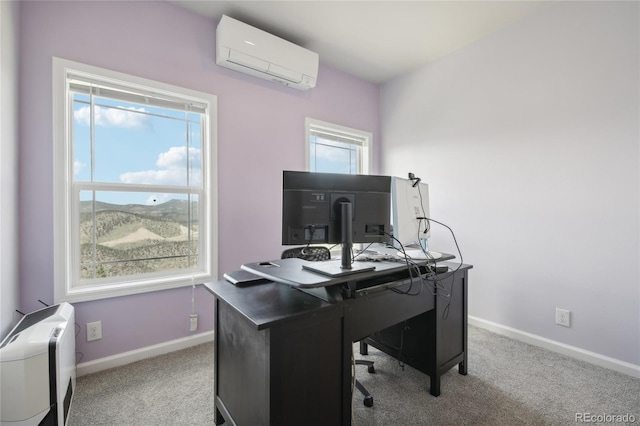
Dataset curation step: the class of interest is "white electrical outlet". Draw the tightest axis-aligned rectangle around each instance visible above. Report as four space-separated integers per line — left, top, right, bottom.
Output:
190 314 198 332
556 308 571 327
87 321 102 341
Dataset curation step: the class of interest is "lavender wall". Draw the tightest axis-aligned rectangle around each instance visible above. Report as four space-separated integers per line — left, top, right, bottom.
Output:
18 1 380 362
1 0 20 339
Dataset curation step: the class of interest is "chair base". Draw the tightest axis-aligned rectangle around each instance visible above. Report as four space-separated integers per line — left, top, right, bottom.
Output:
355 359 375 407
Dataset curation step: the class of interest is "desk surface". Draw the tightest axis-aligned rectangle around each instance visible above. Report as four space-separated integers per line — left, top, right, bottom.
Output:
206 257 469 332
241 252 456 289
204 281 338 330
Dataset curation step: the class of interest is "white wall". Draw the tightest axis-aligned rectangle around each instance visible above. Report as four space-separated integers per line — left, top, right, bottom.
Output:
0 0 20 338
381 2 639 367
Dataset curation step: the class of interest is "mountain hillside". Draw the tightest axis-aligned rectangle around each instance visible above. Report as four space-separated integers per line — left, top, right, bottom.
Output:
79 199 199 279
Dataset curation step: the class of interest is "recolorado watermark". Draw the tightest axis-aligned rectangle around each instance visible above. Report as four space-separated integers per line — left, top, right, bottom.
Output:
575 413 636 423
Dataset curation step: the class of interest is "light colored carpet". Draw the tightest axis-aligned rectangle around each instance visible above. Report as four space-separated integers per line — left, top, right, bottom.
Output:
68 325 639 425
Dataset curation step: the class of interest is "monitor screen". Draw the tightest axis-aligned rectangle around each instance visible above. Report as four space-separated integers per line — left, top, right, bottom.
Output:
391 176 431 250
282 170 391 247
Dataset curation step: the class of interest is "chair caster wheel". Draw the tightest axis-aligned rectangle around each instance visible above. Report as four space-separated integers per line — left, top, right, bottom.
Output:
364 396 374 407
368 365 375 374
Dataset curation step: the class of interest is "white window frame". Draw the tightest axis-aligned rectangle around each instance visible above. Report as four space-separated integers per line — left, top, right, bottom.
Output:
304 117 372 175
305 118 373 254
52 57 218 303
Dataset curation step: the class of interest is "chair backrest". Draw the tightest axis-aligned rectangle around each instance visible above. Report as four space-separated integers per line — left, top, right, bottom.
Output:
281 246 331 262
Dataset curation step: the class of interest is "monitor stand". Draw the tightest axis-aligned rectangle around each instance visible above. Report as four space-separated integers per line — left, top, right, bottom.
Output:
302 261 375 278
296 286 344 303
303 201 376 278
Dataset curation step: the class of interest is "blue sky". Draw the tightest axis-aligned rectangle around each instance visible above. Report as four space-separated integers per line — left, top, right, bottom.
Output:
309 136 358 174
73 94 358 206
73 94 201 205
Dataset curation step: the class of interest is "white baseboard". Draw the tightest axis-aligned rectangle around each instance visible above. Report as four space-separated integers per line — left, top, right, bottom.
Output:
76 331 214 377
77 320 640 379
468 316 640 379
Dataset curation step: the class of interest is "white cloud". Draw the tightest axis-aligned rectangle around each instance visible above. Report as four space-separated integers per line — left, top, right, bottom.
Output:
119 146 201 187
156 146 200 169
74 160 86 176
74 105 149 129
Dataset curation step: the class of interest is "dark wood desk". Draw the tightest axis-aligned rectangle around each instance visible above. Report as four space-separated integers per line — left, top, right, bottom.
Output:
205 261 472 426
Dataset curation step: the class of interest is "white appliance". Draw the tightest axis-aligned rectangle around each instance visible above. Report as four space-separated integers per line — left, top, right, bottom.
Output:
0 303 76 426
391 176 431 247
216 15 319 90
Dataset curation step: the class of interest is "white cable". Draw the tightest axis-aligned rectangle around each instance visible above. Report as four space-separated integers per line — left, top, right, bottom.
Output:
191 275 195 314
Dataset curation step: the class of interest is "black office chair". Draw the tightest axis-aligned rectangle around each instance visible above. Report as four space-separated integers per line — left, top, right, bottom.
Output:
281 246 332 261
281 246 375 407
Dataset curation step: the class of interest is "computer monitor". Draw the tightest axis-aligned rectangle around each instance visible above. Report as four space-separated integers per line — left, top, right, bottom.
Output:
391 176 431 251
282 170 391 276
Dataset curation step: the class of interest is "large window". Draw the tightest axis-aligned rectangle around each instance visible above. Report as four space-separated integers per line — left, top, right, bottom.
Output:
305 118 371 175
53 58 217 303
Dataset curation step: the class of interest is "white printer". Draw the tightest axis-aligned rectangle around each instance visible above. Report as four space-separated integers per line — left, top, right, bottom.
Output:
0 303 76 426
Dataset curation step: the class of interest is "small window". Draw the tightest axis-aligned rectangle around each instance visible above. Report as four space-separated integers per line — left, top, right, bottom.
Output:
53 58 217 302
305 118 372 175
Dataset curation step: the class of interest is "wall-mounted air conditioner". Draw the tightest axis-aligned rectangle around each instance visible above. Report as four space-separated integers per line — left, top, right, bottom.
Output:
1 303 76 426
216 15 319 90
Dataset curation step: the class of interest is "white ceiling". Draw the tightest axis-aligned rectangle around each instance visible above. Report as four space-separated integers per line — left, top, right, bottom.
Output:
170 1 552 83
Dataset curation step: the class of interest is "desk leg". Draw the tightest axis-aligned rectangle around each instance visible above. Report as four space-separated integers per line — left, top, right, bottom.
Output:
430 375 441 397
459 357 468 375
359 341 368 355
214 298 225 425
459 274 468 377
